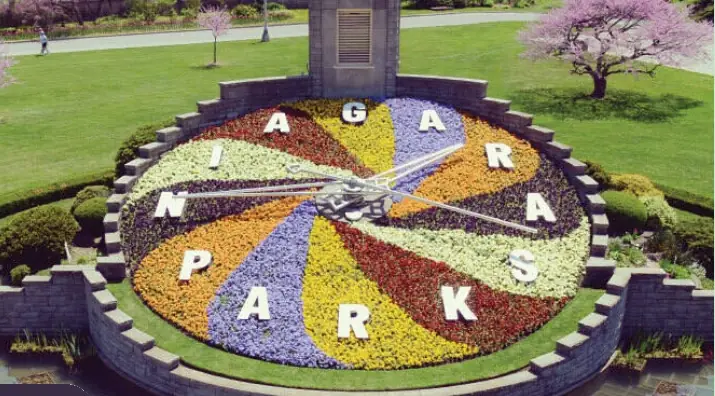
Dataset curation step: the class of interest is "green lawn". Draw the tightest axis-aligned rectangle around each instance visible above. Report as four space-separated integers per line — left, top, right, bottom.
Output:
0 22 711 208
105 279 602 390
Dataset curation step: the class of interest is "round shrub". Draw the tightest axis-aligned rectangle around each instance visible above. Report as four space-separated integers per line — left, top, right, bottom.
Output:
114 119 175 178
10 264 31 286
602 190 648 234
611 174 662 198
0 206 80 273
233 4 259 18
640 195 678 230
70 185 110 214
74 197 108 236
583 160 611 190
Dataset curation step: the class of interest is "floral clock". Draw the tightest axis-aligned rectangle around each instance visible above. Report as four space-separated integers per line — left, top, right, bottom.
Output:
120 97 592 370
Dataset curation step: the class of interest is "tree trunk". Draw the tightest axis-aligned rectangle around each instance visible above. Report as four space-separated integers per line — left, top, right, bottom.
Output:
213 37 217 64
590 74 607 99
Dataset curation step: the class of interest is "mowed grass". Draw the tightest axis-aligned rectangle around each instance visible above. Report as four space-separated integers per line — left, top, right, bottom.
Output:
0 22 712 205
106 279 602 390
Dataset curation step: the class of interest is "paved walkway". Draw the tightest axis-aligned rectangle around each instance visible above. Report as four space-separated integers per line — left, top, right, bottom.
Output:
5 13 539 56
5 12 712 75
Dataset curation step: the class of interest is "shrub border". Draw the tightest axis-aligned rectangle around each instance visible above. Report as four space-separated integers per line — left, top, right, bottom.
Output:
0 170 114 220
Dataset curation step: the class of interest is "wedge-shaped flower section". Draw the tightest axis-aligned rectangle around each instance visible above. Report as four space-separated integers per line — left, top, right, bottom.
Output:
121 179 323 269
351 217 591 299
333 221 567 353
133 197 306 340
129 139 356 201
388 114 540 218
195 106 374 178
208 203 344 368
385 98 466 199
302 218 477 370
287 99 396 174
377 154 584 238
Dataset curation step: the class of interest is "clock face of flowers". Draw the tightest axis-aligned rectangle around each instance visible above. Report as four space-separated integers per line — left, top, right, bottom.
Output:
121 98 591 370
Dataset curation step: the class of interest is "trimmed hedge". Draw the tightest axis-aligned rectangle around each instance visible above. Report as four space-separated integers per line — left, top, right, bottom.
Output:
74 197 108 236
602 190 648 234
0 206 80 273
655 183 714 217
0 170 114 219
114 119 175 178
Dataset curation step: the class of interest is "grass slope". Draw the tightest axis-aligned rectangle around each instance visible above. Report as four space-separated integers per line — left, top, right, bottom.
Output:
0 22 712 205
106 279 602 390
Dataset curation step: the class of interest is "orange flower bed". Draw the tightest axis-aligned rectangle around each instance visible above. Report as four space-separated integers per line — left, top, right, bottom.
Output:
389 114 540 218
132 197 306 340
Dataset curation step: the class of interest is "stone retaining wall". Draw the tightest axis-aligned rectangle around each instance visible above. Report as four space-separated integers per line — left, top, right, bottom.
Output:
0 266 711 396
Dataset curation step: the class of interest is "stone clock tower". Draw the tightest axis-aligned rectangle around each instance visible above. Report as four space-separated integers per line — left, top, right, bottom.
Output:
308 0 401 98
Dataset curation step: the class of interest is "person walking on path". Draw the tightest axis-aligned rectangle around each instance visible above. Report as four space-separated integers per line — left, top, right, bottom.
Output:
39 29 49 55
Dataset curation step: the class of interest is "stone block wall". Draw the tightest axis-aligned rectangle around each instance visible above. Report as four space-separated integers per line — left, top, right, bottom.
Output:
0 266 96 336
0 266 711 396
619 269 714 342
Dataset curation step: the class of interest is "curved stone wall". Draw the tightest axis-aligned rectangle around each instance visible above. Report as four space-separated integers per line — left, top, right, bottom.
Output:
0 75 710 396
0 265 711 396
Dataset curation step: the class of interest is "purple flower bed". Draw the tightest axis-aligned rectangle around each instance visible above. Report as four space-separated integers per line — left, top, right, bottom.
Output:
120 179 325 271
385 98 466 200
207 202 346 368
376 155 585 239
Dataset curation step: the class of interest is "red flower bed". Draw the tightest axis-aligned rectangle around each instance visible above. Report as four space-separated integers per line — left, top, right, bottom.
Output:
194 106 374 178
333 221 569 354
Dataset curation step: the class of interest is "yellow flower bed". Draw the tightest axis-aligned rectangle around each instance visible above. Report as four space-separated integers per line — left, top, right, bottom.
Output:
302 218 477 369
389 114 540 218
287 99 395 174
133 197 306 340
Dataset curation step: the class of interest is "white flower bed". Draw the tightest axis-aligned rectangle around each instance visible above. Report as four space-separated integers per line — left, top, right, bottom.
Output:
130 139 356 201
352 217 591 299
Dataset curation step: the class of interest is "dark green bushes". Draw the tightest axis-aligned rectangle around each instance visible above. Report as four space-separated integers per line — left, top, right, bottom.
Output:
583 160 611 189
73 197 108 236
70 186 110 214
0 206 79 273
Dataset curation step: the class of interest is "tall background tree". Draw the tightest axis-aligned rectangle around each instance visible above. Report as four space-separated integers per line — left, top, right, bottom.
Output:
13 0 66 31
519 0 713 99
197 5 231 65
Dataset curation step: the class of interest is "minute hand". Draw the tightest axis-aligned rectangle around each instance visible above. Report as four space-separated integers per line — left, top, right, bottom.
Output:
289 167 538 234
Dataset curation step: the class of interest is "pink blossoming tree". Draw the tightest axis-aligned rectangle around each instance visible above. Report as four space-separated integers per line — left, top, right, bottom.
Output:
0 41 15 89
518 0 713 98
197 6 232 66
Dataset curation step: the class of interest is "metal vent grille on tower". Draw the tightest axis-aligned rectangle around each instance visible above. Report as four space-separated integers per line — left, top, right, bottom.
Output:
337 10 372 65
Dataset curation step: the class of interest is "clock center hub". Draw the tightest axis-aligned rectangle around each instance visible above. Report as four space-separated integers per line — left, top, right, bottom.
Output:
314 179 393 223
